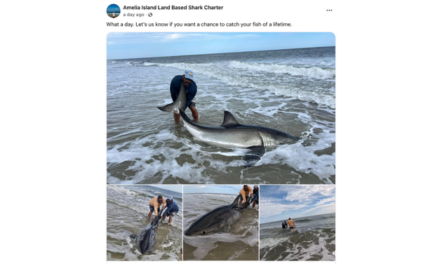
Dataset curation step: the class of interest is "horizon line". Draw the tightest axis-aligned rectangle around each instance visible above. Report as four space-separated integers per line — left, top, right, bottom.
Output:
107 45 335 61
261 212 335 224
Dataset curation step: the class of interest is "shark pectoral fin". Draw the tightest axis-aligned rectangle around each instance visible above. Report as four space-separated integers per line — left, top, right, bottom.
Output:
244 146 265 168
121 229 137 239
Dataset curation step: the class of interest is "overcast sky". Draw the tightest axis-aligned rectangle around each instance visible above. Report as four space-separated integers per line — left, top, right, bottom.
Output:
184 185 253 195
107 32 335 59
260 185 335 223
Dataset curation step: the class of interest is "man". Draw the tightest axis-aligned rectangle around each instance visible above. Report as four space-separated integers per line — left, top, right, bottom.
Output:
239 185 253 206
170 70 199 123
287 218 295 229
251 185 259 208
282 220 287 229
148 195 167 221
161 196 179 225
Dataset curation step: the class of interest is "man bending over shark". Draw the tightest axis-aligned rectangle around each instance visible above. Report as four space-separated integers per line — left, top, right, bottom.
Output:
148 195 167 221
169 70 199 123
239 185 253 206
161 196 179 225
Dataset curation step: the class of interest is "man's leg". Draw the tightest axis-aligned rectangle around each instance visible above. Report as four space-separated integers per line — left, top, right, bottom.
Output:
252 201 256 208
173 113 180 124
147 211 152 220
188 105 199 122
168 215 173 224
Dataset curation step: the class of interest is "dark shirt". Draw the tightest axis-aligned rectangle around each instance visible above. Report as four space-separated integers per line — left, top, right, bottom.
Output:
162 201 179 215
253 188 259 196
170 75 197 110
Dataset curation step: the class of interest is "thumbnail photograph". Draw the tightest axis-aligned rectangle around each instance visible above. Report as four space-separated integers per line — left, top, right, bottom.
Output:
183 185 259 260
260 185 335 261
107 32 335 184
107 185 183 261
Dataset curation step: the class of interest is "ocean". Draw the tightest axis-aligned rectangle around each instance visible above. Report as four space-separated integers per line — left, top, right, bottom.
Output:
183 193 259 260
107 185 183 260
107 47 335 184
260 213 335 261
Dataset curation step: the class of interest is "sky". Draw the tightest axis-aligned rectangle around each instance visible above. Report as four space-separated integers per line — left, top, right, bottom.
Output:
149 185 182 193
107 32 335 60
260 185 335 224
107 4 120 14
184 185 253 195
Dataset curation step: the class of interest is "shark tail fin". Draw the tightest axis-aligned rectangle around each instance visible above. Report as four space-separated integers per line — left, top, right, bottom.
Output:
157 102 179 113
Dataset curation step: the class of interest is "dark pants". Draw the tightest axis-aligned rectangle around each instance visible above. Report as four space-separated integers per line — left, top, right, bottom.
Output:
166 210 178 217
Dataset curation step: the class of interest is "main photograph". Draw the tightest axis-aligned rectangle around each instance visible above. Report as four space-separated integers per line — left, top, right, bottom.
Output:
107 32 335 184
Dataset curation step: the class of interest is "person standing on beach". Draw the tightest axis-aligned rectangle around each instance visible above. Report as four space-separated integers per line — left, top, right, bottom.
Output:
161 196 179 225
169 70 199 123
239 185 253 206
287 218 295 229
148 195 167 221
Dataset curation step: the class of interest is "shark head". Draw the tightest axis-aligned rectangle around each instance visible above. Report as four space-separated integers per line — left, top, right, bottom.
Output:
135 223 157 254
258 128 300 147
185 195 242 236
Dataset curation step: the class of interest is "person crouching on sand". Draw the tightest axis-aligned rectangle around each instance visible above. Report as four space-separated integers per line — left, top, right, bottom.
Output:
161 196 179 225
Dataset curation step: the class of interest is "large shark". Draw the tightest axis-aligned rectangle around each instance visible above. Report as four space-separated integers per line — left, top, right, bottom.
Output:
184 195 250 236
157 83 300 167
124 210 162 254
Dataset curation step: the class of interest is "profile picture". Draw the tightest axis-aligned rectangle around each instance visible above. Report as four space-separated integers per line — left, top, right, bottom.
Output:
107 4 120 18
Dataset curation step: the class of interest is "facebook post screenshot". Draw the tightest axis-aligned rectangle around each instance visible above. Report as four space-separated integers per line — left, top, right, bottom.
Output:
4 1 440 264
105 1 335 262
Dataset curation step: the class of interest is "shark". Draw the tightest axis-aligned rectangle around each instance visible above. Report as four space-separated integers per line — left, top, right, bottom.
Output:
157 83 300 166
184 195 250 236
124 210 163 254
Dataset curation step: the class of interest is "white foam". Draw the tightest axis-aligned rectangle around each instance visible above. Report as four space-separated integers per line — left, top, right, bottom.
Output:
142 62 157 66
260 236 290 248
229 61 335 79
257 125 335 181
107 130 217 183
156 62 335 108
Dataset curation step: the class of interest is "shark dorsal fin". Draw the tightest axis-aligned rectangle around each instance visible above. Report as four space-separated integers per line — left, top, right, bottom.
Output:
221 111 239 128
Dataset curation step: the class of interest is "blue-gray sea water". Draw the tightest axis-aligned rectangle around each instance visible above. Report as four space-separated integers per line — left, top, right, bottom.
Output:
107 47 335 184
260 213 335 261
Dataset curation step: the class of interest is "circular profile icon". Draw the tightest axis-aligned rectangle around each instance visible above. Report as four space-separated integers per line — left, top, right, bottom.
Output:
107 4 120 18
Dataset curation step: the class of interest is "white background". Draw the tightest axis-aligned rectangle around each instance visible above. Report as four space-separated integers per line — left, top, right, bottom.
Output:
1 1 439 263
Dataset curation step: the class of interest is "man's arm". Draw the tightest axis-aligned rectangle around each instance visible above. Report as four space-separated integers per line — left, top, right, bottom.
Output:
154 200 160 216
240 189 247 202
162 205 170 216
